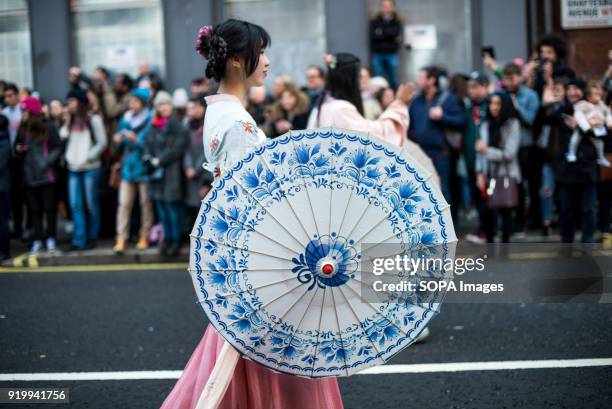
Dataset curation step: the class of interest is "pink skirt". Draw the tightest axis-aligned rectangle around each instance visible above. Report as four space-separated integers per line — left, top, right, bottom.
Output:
160 325 344 409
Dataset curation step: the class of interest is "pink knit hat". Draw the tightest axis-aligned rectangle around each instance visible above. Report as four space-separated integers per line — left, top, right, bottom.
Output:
20 96 42 115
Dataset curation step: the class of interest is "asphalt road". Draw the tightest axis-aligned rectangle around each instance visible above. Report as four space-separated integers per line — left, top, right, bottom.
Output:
1 263 611 409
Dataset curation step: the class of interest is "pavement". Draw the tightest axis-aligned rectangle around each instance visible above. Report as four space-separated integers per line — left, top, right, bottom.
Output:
1 241 611 408
1 238 188 268
1 227 571 269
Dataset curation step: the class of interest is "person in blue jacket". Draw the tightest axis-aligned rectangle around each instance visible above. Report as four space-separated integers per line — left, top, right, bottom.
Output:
409 66 466 203
111 87 154 254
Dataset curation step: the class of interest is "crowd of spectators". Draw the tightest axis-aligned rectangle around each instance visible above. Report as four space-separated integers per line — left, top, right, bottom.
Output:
1 11 611 262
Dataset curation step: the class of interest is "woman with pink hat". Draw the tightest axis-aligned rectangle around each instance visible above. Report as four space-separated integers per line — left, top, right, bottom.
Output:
14 96 62 254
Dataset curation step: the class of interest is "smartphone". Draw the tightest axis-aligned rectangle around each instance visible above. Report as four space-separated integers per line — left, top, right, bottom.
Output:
482 46 495 59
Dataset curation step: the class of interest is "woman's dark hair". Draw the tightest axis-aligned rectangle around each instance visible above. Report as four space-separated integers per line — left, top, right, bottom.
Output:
68 98 90 131
487 91 516 148
449 73 469 100
148 73 164 92
317 53 364 121
16 113 48 144
117 73 134 91
195 19 271 82
26 113 49 143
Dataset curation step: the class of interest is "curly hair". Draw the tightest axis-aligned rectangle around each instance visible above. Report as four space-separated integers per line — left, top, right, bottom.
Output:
195 19 271 82
537 33 568 61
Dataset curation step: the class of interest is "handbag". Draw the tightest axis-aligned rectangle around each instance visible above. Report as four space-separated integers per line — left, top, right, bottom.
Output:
486 161 518 209
108 161 122 189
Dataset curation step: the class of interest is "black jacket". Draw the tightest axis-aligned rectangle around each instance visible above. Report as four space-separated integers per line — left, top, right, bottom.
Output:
14 125 62 187
550 102 601 185
369 15 402 54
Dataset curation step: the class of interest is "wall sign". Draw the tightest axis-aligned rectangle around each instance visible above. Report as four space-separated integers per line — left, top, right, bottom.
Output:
561 0 612 29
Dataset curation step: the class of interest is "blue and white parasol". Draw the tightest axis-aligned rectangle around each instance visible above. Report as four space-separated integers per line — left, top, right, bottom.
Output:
189 128 456 381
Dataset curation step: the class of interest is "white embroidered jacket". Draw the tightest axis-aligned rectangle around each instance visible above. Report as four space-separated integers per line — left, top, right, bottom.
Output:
203 94 267 180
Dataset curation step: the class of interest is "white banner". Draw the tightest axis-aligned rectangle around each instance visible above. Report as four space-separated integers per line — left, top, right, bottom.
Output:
105 46 136 70
403 24 437 50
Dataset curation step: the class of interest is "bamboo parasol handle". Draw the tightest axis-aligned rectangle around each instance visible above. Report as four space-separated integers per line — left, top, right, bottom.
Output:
195 341 240 409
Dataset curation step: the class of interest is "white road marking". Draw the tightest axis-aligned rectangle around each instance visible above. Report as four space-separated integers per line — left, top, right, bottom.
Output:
0 371 183 381
1 358 611 381
356 358 612 375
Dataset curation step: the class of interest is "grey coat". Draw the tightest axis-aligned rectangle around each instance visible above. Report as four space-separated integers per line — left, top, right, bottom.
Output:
476 118 522 182
144 117 189 202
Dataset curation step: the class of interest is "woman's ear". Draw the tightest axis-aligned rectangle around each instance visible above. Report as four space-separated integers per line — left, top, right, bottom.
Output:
228 56 242 70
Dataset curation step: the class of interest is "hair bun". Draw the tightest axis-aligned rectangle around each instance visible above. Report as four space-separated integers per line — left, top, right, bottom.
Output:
204 34 228 81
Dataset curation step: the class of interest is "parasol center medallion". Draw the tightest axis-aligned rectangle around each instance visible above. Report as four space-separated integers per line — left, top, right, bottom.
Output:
290 233 360 290
321 263 334 275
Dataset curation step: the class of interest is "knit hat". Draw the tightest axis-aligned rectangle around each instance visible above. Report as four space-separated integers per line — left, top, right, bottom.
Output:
131 87 150 105
66 88 89 105
172 88 188 108
20 96 42 115
469 71 490 86
566 78 587 93
153 90 172 107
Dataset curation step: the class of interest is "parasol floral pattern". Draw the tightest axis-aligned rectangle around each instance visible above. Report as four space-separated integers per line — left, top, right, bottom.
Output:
190 129 456 378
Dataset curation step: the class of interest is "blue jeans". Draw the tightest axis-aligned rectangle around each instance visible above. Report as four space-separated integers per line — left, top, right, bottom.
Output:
371 52 399 89
68 168 101 248
433 157 452 204
540 163 555 224
155 200 183 242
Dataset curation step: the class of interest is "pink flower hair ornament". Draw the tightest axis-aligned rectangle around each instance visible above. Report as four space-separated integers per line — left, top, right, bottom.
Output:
324 54 337 70
195 25 214 58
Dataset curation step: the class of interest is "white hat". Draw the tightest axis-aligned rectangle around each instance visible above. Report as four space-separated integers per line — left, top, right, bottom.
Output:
153 90 172 107
369 76 390 93
172 88 189 108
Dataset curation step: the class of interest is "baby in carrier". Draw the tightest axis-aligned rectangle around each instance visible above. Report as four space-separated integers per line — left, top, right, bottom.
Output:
566 81 611 167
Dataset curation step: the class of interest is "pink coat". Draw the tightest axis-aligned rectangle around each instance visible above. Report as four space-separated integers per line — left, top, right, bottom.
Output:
307 95 439 184
307 96 408 147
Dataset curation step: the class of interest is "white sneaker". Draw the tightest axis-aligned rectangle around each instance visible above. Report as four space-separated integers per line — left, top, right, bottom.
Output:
465 233 486 244
566 153 577 162
46 238 57 253
30 240 43 255
597 157 611 167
